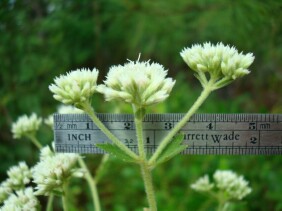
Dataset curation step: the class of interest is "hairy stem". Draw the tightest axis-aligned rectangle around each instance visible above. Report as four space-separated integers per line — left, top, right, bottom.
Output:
149 80 214 165
140 161 157 211
133 105 157 210
78 157 101 211
81 102 139 161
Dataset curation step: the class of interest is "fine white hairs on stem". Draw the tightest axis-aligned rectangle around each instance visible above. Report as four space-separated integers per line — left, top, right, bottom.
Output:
97 57 175 107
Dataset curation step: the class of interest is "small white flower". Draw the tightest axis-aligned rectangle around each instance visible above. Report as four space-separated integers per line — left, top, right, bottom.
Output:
6 161 32 190
213 170 252 200
11 113 42 139
97 59 175 107
180 42 254 81
1 187 39 211
0 181 12 204
39 145 54 160
44 105 84 128
49 68 99 107
32 153 80 196
190 175 214 192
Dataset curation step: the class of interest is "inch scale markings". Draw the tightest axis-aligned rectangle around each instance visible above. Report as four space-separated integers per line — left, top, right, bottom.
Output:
54 113 282 155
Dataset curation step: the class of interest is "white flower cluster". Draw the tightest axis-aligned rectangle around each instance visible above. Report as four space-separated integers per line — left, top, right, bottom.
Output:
0 182 12 204
190 175 214 192
32 153 80 196
44 105 84 128
11 113 42 139
214 170 252 200
39 145 54 160
180 42 254 80
6 162 32 190
49 68 99 107
97 60 175 107
191 170 251 201
1 187 39 211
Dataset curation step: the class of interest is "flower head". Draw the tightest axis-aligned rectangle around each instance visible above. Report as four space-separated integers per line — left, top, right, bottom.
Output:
11 113 42 139
191 170 251 201
6 161 32 190
213 170 252 200
44 105 84 128
0 181 12 204
97 59 175 107
190 175 214 192
32 153 80 196
1 187 39 211
39 145 54 160
49 68 99 108
180 42 254 86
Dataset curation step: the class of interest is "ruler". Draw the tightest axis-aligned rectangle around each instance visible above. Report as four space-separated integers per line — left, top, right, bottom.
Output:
54 113 282 155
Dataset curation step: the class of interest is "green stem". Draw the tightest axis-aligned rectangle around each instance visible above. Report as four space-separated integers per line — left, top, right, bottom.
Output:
46 194 54 211
149 80 214 165
133 105 157 210
95 154 110 183
133 106 146 159
78 157 101 211
26 134 42 149
62 183 69 211
81 102 139 161
140 161 157 211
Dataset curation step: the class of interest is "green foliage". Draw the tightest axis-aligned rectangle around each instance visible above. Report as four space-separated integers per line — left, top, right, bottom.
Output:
96 143 136 163
154 133 187 167
0 0 281 210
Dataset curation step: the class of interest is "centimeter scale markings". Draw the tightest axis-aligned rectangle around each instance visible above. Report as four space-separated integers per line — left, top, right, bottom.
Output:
54 113 282 155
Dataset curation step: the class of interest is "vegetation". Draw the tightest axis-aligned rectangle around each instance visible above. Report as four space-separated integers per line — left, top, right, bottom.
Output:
0 0 281 210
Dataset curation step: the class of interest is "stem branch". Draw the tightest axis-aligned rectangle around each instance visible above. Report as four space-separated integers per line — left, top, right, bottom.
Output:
81 102 139 161
78 157 101 211
149 80 214 164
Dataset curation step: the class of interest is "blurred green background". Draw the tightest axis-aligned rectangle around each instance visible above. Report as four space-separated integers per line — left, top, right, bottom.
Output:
0 0 281 210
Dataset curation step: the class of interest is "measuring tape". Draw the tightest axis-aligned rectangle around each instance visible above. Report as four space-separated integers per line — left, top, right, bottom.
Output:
54 113 282 155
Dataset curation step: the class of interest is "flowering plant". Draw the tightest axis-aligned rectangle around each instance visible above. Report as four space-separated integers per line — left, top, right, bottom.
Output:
1 42 254 210
48 42 254 210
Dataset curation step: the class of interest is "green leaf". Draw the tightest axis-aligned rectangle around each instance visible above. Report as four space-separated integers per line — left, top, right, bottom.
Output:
155 133 187 166
96 143 136 163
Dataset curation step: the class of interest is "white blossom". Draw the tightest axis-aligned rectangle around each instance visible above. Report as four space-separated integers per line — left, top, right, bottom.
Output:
190 175 214 192
6 162 32 190
213 170 252 200
97 59 175 107
1 187 39 211
39 145 54 160
11 113 42 139
32 153 80 196
49 68 99 107
180 42 254 80
44 105 84 128
0 181 12 204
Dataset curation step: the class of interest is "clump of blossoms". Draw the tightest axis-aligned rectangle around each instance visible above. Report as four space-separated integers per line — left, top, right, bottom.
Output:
180 42 254 89
49 43 254 211
6 161 32 190
11 113 42 139
32 153 80 196
97 59 175 107
0 182 12 204
1 187 40 211
191 170 252 210
49 68 99 108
